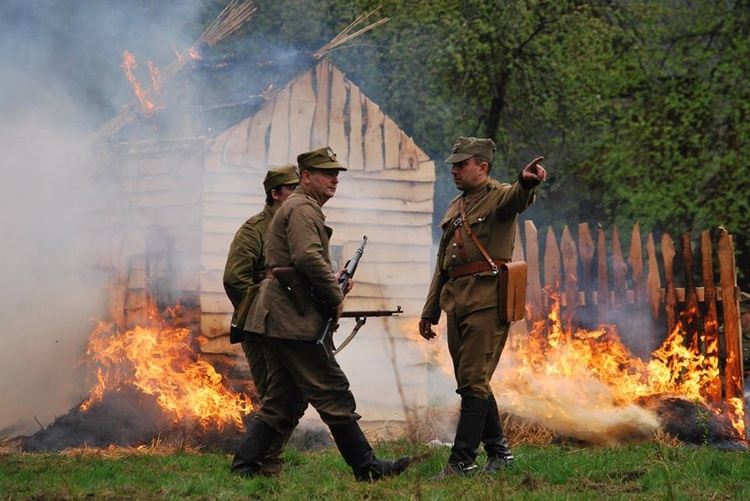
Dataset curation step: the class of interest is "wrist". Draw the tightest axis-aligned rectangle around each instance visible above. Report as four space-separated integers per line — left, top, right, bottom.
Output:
518 171 540 190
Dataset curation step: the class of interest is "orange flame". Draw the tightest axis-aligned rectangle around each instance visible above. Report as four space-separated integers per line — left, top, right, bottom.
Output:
147 61 162 95
80 301 252 431
121 51 158 114
411 292 746 443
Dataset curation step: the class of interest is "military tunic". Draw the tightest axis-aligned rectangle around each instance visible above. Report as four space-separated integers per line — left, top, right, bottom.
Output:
247 186 361 434
224 202 302 470
421 177 537 398
245 188 343 340
224 204 277 397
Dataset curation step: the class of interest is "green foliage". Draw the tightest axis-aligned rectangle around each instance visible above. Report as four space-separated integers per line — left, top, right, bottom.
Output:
80 0 750 288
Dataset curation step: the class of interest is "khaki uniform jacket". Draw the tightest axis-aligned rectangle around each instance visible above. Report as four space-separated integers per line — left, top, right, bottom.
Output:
245 187 344 340
223 204 277 329
421 178 536 321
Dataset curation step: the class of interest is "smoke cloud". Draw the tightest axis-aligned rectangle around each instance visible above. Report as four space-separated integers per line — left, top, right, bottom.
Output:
0 0 205 436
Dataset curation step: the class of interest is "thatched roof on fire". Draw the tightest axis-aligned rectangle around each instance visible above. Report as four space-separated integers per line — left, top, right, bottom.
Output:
93 2 389 152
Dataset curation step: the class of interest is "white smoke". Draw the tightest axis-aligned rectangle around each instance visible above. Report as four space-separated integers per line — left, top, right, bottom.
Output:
0 0 205 436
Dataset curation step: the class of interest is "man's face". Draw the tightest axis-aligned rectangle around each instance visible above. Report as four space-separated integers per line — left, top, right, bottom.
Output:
741 311 750 333
450 156 487 191
304 168 340 205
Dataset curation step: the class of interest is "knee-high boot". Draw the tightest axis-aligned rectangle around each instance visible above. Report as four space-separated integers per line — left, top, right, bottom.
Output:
231 418 282 477
329 421 411 482
438 396 489 477
481 394 514 472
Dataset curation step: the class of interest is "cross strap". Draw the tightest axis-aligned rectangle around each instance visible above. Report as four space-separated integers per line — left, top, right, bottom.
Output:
456 197 499 274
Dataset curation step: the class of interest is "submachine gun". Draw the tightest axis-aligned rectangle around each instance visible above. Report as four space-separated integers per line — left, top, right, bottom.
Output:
316 236 403 356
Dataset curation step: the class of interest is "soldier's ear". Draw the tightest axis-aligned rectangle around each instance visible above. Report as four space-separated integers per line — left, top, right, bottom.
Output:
476 158 489 174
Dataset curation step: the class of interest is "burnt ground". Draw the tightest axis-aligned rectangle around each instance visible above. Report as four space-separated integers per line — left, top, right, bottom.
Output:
18 388 332 453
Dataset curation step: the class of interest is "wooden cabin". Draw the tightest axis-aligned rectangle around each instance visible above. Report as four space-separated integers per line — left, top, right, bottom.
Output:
91 58 436 423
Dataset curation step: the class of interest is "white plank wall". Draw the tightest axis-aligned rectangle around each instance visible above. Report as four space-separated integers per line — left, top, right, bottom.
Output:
195 60 436 419
200 60 436 329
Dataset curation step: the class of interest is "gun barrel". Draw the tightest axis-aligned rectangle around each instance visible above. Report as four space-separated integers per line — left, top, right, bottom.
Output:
340 306 403 318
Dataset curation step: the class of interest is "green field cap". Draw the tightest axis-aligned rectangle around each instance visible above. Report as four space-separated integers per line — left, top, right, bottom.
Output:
445 137 496 164
297 146 347 171
263 164 300 193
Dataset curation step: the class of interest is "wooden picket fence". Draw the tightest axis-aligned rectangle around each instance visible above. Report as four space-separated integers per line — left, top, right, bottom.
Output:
515 221 744 410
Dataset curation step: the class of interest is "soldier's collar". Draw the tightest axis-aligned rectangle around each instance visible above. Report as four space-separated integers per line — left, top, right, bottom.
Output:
462 179 492 197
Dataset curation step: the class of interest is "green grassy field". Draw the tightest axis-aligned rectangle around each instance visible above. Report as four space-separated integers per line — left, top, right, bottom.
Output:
2 439 749 500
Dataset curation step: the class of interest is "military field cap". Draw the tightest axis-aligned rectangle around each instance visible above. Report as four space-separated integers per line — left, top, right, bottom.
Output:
263 164 300 193
297 146 347 172
444 136 496 164
740 291 750 314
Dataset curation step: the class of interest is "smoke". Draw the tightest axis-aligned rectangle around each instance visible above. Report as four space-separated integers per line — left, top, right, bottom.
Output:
495 358 661 446
0 0 206 436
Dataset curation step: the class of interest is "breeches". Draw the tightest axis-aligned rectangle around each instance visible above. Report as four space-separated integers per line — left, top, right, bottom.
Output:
242 333 269 399
447 307 510 399
255 336 360 434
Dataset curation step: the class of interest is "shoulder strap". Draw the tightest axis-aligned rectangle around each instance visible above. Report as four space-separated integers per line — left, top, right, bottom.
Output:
457 198 498 274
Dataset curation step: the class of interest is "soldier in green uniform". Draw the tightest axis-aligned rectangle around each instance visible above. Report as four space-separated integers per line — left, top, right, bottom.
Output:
231 147 411 481
223 164 301 476
418 137 546 477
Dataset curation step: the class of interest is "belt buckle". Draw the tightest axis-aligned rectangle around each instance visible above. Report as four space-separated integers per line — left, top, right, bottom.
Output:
453 217 463 228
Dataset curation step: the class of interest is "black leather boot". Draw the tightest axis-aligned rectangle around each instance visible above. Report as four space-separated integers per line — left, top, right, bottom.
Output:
481 394 514 473
435 396 489 478
231 418 282 478
329 422 411 482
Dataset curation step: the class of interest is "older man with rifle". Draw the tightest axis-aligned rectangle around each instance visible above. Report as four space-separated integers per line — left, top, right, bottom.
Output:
231 146 411 481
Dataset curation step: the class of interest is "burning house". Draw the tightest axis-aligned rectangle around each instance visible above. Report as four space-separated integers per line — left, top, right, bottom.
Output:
19 5 748 452
83 49 435 434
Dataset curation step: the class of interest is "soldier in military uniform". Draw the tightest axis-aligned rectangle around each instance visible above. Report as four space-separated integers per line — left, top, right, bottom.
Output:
231 147 411 481
418 137 546 477
223 164 301 476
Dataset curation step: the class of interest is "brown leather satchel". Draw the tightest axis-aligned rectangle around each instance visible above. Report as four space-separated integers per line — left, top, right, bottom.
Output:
271 266 310 316
499 261 528 323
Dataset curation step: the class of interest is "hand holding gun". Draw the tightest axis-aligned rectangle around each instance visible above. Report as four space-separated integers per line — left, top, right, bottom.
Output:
317 236 368 355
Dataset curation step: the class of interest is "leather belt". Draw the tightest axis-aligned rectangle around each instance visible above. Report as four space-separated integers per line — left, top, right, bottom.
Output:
447 260 508 280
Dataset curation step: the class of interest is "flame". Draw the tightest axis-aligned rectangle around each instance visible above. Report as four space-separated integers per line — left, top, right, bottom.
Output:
80 300 252 431
120 51 159 114
147 61 162 95
185 48 202 60
412 291 746 443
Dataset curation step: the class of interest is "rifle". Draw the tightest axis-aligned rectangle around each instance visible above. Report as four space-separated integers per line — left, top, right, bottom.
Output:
317 236 368 356
333 306 403 356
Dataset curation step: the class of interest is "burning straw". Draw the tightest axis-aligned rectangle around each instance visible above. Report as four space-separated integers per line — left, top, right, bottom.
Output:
410 294 748 448
93 0 257 141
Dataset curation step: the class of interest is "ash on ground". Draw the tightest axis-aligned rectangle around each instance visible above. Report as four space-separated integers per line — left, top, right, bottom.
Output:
19 388 332 453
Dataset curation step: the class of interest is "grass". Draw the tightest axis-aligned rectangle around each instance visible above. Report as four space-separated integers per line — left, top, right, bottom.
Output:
2 439 749 500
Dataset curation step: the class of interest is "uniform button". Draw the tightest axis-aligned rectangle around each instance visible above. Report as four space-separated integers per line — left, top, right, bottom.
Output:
478 217 483 222
452 243 457 248
451 255 456 260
